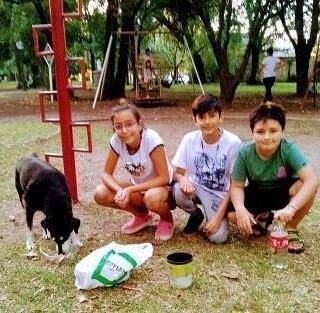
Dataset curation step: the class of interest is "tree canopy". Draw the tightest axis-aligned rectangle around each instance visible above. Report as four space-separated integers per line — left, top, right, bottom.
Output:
0 0 319 105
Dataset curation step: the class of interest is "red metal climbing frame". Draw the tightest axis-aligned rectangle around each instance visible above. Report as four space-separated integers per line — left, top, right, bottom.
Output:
32 0 91 202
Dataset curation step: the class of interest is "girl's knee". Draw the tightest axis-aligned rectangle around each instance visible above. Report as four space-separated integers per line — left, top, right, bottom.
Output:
93 184 113 206
93 185 103 204
144 188 164 208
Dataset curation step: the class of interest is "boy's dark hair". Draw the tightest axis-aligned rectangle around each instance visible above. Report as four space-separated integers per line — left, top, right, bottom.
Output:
191 94 222 118
145 48 151 54
111 101 141 123
249 103 286 131
267 47 273 56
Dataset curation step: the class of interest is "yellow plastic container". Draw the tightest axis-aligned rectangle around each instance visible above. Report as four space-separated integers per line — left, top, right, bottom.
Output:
166 252 193 289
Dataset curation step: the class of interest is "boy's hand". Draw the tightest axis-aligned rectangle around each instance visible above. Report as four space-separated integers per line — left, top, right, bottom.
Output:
236 207 256 235
274 205 295 223
179 176 195 195
203 215 221 235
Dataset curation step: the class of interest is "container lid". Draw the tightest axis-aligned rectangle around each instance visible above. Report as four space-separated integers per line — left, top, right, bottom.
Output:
166 252 193 265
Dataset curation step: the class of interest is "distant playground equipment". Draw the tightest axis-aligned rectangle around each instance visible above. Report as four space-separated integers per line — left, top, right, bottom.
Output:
135 49 163 102
92 30 166 107
301 36 320 111
93 32 204 108
32 0 92 202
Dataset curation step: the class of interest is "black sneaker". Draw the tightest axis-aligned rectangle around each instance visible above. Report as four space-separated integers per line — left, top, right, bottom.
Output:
183 208 204 234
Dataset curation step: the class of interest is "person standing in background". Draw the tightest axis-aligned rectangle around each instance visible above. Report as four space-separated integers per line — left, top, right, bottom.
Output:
259 47 282 103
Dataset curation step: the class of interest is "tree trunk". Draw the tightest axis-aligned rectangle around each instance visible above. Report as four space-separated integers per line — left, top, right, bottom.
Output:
101 1 119 100
29 63 42 88
287 59 293 81
277 0 319 96
295 45 311 96
217 51 240 106
247 42 261 85
14 45 27 90
192 52 207 84
219 73 239 107
113 12 134 98
32 0 51 46
89 49 96 71
129 36 137 89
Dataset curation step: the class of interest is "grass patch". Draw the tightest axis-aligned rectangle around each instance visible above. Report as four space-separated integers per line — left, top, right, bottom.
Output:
0 119 60 201
0 81 17 90
1 203 320 312
169 82 296 97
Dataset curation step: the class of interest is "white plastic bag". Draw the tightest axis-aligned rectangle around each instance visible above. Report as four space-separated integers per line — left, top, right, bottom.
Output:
74 241 153 290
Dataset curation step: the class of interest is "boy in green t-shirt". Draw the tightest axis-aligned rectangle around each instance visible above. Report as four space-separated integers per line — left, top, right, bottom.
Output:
229 103 319 253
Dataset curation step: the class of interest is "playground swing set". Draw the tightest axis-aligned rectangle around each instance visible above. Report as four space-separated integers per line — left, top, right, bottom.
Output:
135 52 162 102
93 30 168 108
133 34 164 102
93 31 204 108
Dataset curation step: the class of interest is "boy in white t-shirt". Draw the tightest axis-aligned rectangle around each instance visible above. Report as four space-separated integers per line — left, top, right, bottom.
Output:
171 94 242 243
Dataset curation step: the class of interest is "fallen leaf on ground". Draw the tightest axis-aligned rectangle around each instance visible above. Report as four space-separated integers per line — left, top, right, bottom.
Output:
77 294 89 304
208 270 220 280
221 264 241 280
120 284 144 293
34 287 49 296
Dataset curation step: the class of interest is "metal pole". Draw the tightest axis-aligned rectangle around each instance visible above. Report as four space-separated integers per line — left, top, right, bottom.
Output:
183 35 204 95
50 0 78 202
92 34 113 108
48 64 54 102
99 35 113 100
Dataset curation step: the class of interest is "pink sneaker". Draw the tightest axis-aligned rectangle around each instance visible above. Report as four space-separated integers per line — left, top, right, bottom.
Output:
121 214 154 234
155 219 174 241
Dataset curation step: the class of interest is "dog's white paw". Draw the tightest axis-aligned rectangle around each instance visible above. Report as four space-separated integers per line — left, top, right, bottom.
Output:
42 228 51 240
26 237 36 252
73 237 83 248
26 232 36 252
25 250 38 259
71 231 83 247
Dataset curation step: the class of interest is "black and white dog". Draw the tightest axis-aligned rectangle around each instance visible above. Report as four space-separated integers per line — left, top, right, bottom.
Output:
15 155 82 259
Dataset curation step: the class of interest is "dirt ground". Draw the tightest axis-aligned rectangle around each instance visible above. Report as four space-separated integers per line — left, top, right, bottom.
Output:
0 89 319 244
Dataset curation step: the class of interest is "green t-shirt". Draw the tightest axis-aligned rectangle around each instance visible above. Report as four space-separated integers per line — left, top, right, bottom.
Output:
232 138 308 189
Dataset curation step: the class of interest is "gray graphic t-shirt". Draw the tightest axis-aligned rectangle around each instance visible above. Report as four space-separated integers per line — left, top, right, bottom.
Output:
172 129 241 198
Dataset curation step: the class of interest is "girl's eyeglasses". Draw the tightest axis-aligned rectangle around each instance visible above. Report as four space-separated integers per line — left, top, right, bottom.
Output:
113 121 137 131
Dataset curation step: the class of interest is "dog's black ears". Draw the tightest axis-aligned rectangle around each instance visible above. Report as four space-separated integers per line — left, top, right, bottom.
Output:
73 217 80 234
